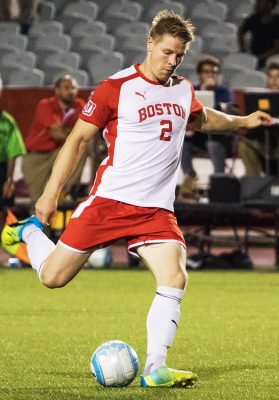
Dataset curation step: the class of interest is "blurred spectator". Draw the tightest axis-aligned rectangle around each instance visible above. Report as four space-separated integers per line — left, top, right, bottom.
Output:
0 74 26 208
180 55 233 196
238 62 279 176
22 75 86 205
238 0 279 68
0 0 39 34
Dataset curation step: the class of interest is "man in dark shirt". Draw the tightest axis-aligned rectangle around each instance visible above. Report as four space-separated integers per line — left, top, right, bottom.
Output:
238 0 279 68
180 55 233 196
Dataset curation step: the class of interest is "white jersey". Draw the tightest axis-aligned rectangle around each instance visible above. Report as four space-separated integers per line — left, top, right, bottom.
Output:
80 64 203 211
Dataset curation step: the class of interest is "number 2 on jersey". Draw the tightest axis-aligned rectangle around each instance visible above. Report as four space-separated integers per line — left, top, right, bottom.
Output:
160 120 173 142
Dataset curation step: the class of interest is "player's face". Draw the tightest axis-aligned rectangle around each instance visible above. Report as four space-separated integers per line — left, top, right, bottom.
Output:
55 79 78 106
147 34 186 83
267 69 279 90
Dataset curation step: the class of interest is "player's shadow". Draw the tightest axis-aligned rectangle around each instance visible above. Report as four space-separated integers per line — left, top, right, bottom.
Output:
196 363 266 379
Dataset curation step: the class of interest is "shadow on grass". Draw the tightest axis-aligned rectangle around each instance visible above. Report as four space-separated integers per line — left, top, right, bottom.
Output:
196 363 265 379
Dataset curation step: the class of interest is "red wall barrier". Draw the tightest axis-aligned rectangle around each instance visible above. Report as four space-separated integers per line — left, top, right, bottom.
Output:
0 88 91 138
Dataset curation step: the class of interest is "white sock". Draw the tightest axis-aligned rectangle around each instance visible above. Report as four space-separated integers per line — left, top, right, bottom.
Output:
144 286 184 375
22 224 55 280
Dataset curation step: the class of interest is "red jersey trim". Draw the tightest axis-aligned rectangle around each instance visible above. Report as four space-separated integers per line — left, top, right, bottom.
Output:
87 68 141 194
134 64 162 85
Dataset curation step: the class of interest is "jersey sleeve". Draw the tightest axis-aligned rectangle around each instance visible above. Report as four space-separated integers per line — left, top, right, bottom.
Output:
79 80 112 128
188 84 203 124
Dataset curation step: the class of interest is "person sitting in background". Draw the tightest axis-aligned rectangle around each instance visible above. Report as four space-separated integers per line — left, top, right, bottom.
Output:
238 62 279 176
22 75 86 205
180 55 233 196
0 74 26 208
238 0 279 69
0 0 39 34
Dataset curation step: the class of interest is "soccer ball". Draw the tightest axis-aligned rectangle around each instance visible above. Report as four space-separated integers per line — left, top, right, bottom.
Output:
90 340 139 387
87 248 112 269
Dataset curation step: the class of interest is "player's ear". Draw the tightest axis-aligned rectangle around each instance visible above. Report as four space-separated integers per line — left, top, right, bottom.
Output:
147 36 154 52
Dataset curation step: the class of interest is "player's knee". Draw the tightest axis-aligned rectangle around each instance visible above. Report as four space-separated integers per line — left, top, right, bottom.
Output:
41 269 68 289
174 268 188 289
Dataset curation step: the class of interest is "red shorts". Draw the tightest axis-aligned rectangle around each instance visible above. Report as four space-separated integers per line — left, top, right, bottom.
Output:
59 195 185 256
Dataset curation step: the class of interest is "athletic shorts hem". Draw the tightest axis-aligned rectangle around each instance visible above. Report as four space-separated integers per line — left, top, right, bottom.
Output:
128 239 186 258
57 240 90 253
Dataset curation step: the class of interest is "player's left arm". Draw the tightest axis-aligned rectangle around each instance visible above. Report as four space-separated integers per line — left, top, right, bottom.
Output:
188 107 273 133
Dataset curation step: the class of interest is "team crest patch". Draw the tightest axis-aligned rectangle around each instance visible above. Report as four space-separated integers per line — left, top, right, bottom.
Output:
82 100 96 116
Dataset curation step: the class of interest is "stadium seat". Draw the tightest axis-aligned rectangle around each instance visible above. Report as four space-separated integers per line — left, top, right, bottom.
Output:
94 0 130 11
0 44 21 58
0 65 30 85
222 64 250 86
44 67 89 87
114 21 149 39
143 0 186 23
100 0 143 32
204 34 238 59
189 35 203 55
76 33 115 59
57 15 94 33
128 50 147 67
87 52 125 85
0 33 27 51
201 21 238 36
29 20 64 36
103 0 143 21
71 20 107 37
0 51 37 70
38 0 56 21
222 53 257 70
229 70 266 89
121 34 148 50
33 33 72 53
47 0 70 15
191 1 228 21
63 1 99 21
7 69 45 87
42 51 81 70
0 22 20 34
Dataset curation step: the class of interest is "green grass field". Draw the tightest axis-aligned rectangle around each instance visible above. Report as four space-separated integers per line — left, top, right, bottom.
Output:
0 268 279 400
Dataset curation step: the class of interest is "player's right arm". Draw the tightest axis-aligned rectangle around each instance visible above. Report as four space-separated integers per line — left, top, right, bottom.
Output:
35 119 100 224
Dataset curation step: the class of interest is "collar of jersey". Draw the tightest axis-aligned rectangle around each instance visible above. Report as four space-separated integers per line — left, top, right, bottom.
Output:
134 64 162 85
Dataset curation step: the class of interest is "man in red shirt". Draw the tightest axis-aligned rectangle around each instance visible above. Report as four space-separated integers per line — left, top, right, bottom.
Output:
22 75 86 203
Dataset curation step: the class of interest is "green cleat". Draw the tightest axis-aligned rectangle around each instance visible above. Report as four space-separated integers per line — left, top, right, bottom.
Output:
140 366 198 388
1 216 43 246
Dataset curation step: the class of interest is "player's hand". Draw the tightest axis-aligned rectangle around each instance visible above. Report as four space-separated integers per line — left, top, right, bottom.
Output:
244 110 273 129
2 179 14 198
35 195 58 225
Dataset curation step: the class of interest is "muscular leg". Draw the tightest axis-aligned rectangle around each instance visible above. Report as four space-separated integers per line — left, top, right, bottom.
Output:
137 242 187 288
22 224 92 288
137 242 188 374
40 245 91 288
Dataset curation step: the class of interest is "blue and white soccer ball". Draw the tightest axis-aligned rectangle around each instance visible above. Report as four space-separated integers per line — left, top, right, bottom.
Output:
87 248 112 269
90 340 139 387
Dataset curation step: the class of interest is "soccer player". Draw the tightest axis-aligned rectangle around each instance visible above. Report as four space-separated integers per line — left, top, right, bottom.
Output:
2 10 273 388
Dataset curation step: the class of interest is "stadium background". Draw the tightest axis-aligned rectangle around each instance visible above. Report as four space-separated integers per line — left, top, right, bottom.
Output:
1 0 279 268
1 1 279 400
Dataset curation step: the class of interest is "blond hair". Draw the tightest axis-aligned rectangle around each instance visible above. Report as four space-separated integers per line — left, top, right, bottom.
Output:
149 10 194 45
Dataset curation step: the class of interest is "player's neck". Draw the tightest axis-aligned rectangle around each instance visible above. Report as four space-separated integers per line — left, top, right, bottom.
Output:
139 61 169 85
